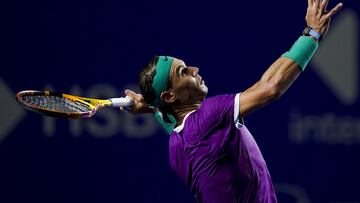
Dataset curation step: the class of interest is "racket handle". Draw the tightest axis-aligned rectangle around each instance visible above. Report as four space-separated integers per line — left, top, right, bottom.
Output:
109 97 134 107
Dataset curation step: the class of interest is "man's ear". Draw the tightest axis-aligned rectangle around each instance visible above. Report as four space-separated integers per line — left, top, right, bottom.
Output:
160 90 177 104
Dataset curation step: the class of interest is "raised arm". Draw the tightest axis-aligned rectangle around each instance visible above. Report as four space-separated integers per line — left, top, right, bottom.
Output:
239 0 343 117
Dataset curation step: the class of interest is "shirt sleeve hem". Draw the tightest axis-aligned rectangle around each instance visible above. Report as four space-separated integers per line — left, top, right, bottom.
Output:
234 93 244 128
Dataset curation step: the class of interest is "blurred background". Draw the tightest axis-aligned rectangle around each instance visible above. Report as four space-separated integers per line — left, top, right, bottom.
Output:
1 0 359 202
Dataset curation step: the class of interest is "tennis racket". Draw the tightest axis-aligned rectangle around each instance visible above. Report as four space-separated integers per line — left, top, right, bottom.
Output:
16 90 134 119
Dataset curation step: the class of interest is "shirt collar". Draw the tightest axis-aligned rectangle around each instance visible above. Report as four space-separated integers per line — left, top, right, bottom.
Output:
173 110 196 133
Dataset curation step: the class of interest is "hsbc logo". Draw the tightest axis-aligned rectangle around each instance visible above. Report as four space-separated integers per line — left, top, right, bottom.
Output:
0 81 159 144
311 9 359 105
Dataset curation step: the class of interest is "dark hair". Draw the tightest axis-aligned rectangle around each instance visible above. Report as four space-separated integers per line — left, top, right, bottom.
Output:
139 56 159 106
139 56 174 122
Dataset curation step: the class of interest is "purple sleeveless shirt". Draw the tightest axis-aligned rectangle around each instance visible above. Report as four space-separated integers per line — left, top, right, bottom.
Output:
169 94 277 203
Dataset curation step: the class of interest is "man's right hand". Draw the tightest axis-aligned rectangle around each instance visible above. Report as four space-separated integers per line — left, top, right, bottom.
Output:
121 89 155 114
306 0 343 36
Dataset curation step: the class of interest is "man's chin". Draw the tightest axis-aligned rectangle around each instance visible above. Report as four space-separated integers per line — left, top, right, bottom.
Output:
202 85 208 95
200 87 208 99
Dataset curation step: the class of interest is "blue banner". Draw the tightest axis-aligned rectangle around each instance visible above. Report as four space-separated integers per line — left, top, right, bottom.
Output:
1 0 359 202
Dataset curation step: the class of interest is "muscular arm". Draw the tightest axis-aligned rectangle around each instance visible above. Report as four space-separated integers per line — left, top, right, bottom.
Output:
238 0 342 118
239 57 301 117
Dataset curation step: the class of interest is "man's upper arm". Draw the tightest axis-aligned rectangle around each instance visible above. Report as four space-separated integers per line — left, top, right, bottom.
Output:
238 82 278 118
238 57 301 118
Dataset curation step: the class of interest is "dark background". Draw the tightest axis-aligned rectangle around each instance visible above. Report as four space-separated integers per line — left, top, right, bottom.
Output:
1 0 359 202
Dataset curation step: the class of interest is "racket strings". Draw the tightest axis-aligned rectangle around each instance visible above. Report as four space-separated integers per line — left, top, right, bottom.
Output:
23 95 92 113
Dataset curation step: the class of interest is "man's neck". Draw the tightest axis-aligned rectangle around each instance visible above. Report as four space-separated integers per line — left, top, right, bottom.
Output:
173 103 201 127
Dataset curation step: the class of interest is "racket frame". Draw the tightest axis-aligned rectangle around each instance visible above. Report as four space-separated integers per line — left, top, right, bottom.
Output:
16 90 113 119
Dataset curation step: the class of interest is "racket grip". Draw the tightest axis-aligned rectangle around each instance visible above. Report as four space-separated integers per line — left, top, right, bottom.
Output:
109 97 134 107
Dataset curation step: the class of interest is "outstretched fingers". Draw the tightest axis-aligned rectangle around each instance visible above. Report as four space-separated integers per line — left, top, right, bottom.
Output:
308 0 313 7
320 0 330 12
314 0 321 8
325 3 343 19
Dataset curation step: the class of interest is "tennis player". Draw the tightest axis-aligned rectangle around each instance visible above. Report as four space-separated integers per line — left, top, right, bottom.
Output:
123 0 342 202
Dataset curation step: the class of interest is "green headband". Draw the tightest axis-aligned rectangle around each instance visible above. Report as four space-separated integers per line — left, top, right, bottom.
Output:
151 56 176 134
151 56 174 106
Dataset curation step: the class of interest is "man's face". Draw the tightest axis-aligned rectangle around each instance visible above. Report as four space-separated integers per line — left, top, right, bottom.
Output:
167 57 208 104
